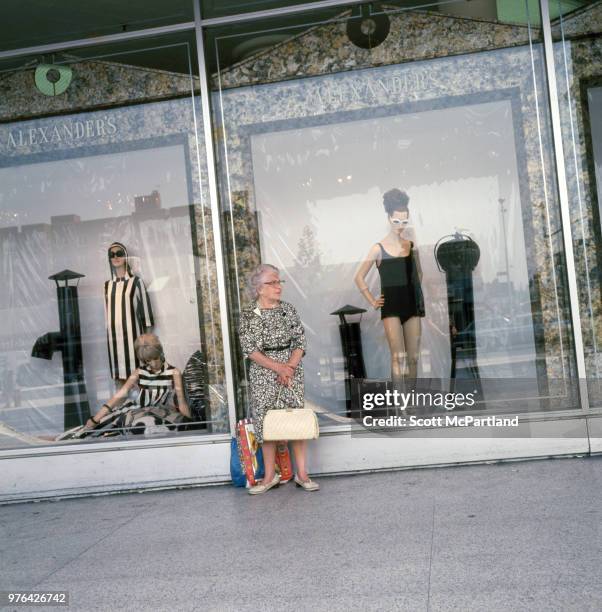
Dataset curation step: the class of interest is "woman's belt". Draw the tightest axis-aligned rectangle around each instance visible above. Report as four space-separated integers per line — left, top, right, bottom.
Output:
263 343 291 351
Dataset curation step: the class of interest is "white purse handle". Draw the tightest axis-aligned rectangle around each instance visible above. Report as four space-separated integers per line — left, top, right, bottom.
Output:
275 387 352 423
275 385 301 412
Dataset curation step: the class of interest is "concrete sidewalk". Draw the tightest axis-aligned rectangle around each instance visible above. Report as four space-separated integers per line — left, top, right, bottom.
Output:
1 456 601 611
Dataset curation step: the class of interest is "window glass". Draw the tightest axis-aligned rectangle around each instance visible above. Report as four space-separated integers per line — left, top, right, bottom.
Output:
0 1 194 53
210 0 581 431
0 32 228 449
200 0 328 20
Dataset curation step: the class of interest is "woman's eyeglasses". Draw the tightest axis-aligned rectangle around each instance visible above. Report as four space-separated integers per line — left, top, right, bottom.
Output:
263 280 286 287
109 249 125 258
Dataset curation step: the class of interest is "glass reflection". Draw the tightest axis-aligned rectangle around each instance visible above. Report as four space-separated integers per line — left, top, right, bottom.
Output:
0 34 225 447
214 1 579 424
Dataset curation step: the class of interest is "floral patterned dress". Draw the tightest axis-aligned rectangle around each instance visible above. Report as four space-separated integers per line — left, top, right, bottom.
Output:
239 300 306 444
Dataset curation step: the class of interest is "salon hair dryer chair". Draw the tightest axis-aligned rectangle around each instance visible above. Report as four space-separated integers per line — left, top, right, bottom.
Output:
435 233 483 396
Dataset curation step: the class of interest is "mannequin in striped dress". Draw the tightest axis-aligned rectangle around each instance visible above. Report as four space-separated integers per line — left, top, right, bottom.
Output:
85 333 191 430
104 242 154 384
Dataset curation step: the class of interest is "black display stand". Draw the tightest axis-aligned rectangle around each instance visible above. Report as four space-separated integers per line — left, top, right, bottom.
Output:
331 304 367 414
32 269 90 429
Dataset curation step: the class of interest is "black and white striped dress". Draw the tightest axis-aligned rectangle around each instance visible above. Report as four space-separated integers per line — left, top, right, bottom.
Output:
104 272 154 380
135 363 176 408
55 363 180 441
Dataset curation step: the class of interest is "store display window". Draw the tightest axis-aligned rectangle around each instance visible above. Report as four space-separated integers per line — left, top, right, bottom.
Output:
0 34 228 448
211 1 583 426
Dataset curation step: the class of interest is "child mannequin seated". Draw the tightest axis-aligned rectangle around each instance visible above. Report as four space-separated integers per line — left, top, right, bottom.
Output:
86 333 190 429
56 334 190 440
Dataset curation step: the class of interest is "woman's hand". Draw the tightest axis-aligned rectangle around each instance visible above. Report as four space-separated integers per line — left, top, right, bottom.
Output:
373 294 385 309
277 373 293 387
274 362 294 380
275 363 294 387
249 352 295 387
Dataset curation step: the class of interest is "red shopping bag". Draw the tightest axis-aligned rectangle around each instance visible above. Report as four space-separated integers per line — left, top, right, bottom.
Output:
275 441 293 483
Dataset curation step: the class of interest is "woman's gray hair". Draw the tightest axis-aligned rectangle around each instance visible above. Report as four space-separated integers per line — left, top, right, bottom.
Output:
249 263 280 296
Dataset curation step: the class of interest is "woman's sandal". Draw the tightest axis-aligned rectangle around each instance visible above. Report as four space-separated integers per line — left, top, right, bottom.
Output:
294 475 320 492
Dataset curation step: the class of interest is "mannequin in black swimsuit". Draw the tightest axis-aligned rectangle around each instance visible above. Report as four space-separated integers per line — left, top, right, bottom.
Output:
354 189 425 385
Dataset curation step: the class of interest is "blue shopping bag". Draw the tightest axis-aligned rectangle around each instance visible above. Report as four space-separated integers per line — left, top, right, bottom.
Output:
230 437 247 487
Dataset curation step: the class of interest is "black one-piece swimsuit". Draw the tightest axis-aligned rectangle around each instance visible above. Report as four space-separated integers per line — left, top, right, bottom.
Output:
376 242 423 323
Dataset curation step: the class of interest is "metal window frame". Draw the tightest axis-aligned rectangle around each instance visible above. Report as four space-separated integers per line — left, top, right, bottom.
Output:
199 0 364 27
193 1 238 434
538 0 590 415
0 0 593 457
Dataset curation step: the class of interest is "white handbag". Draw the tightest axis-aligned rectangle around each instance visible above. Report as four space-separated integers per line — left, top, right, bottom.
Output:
263 388 319 441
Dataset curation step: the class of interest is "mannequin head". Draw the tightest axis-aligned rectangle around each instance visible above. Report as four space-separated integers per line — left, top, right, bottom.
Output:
107 242 132 278
135 333 165 372
383 188 410 234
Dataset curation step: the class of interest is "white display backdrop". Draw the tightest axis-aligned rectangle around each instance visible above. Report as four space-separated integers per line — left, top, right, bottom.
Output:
0 142 202 437
251 99 538 412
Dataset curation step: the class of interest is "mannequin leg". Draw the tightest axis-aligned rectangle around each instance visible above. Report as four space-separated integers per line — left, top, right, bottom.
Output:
382 317 406 386
402 316 422 380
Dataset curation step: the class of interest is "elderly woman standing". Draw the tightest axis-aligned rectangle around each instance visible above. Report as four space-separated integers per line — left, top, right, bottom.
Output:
239 264 319 494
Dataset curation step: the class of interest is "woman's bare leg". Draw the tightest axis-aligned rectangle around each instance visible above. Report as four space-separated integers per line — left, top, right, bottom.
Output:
262 441 277 482
291 440 308 480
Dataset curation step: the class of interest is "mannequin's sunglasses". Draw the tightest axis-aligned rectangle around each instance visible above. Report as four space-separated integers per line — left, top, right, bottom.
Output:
389 218 409 226
109 249 125 258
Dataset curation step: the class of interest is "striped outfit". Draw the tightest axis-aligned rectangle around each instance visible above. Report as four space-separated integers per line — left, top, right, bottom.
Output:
104 271 154 380
135 363 176 408
55 363 183 440
118 363 185 435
